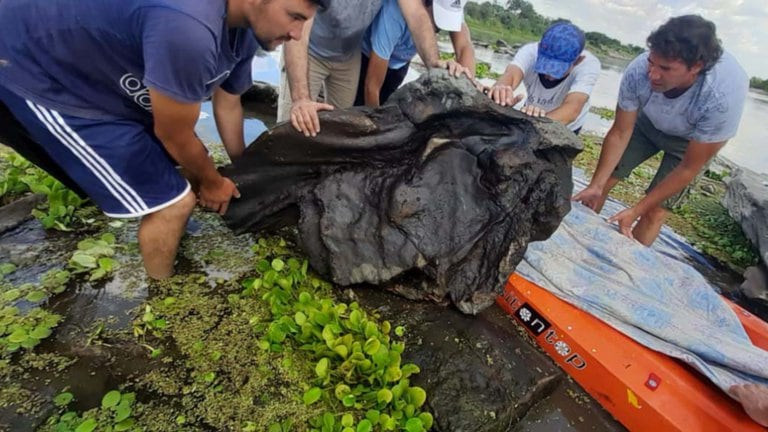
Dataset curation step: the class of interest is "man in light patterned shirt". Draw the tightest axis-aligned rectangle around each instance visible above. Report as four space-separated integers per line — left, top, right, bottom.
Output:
573 15 748 246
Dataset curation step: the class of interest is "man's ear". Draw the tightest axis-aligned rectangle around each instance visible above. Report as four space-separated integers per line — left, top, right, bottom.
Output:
689 60 704 75
573 55 585 67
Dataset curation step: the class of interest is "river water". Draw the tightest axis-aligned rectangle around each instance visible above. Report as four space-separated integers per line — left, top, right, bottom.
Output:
471 47 768 175
200 46 766 176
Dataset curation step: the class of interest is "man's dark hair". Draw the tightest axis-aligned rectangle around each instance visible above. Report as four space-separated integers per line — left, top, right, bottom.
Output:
647 15 723 73
309 0 329 10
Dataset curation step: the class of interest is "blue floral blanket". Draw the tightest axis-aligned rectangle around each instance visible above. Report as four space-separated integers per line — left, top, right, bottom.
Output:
517 176 768 392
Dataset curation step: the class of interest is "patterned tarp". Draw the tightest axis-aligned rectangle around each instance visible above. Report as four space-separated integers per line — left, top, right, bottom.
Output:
517 171 768 392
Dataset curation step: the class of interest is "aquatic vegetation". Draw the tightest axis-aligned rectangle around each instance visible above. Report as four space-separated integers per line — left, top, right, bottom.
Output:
68 233 119 281
43 389 138 432
0 151 91 231
246 239 433 432
438 52 499 80
588 106 615 121
0 266 72 357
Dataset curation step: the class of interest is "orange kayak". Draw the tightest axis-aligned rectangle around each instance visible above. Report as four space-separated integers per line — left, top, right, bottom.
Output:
497 273 768 431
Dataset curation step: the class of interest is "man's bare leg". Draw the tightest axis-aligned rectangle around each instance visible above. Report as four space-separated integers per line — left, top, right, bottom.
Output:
138 190 196 279
594 176 622 214
633 206 668 246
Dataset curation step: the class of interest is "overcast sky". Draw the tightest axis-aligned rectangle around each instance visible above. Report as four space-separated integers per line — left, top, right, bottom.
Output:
476 0 767 77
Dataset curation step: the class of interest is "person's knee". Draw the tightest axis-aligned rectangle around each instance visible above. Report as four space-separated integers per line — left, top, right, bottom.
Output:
150 190 196 223
172 190 197 218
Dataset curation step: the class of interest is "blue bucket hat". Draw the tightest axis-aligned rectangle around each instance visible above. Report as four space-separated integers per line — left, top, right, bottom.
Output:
535 22 585 79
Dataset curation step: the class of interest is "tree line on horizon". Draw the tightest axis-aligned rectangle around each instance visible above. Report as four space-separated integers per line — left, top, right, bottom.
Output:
465 1 766 87
464 0 644 57
750 77 768 92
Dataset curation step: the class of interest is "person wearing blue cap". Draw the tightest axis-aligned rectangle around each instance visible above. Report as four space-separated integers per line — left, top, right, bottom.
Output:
573 15 748 247
487 21 600 134
354 0 475 107
0 0 326 279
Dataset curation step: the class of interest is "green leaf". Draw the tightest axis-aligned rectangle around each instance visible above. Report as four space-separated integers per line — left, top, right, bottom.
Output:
101 390 121 408
384 365 402 382
395 326 405 337
2 289 21 302
315 357 329 378
407 386 427 407
25 290 47 303
335 384 351 400
0 263 16 275
405 417 424 432
256 259 271 273
418 412 434 429
342 394 356 407
20 337 39 349
322 412 335 429
114 402 132 422
114 417 135 431
53 392 74 407
97 257 115 272
356 419 373 432
377 389 393 404
7 329 28 343
365 410 380 424
401 363 420 378
294 311 307 326
70 253 97 269
303 387 322 405
333 344 349 359
341 414 354 427
74 418 97 432
29 325 53 340
271 258 285 271
363 337 381 355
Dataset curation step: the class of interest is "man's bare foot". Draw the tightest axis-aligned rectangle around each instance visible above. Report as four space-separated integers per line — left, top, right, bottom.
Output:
729 383 768 426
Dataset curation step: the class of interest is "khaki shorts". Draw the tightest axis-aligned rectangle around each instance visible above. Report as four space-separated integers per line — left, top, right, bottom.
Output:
612 113 691 209
277 51 361 123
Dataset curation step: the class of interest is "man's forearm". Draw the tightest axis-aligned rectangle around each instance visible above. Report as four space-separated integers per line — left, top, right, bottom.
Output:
453 25 475 78
398 0 440 67
213 90 245 159
158 130 222 186
284 42 311 101
284 16 314 102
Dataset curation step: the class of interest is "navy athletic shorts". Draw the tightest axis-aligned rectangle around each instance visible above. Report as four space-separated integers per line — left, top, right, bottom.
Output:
0 84 189 218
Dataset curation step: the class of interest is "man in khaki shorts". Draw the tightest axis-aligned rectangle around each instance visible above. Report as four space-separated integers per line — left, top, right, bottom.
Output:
573 15 748 246
278 0 469 137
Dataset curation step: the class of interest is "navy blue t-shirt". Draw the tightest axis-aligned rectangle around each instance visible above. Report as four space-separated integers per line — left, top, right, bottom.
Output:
0 0 258 124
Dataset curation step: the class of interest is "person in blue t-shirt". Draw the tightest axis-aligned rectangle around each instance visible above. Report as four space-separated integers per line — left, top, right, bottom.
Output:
0 0 326 279
354 0 475 107
573 15 748 247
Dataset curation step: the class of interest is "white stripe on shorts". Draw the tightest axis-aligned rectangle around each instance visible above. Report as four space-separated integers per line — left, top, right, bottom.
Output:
25 101 148 214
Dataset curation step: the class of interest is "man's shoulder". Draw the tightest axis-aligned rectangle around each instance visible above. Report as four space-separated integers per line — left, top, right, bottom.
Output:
139 0 226 35
704 51 749 90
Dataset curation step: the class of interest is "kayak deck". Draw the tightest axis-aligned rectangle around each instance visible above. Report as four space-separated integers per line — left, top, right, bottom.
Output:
497 273 768 431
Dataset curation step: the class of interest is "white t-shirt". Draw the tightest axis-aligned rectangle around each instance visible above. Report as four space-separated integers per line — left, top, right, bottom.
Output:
618 51 748 143
511 42 601 131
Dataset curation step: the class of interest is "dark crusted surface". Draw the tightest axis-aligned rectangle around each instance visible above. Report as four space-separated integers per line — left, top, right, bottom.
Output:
223 69 582 313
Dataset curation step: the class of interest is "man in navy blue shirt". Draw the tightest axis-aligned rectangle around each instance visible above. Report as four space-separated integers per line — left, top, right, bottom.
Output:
0 0 326 279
